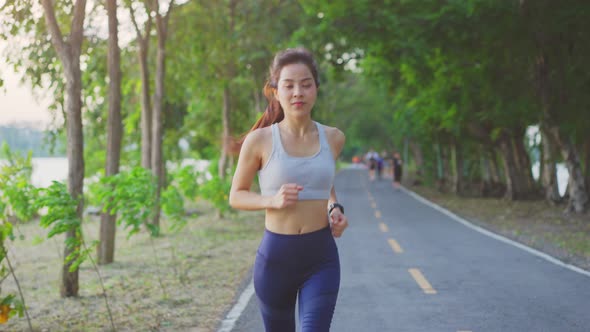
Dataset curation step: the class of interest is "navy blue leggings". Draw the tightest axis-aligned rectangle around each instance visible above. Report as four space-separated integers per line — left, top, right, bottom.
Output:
254 226 340 332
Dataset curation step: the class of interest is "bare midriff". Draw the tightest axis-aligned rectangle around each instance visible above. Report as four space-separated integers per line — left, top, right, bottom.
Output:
265 200 329 235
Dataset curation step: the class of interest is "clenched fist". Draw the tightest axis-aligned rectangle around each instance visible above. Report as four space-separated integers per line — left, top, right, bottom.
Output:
271 183 303 209
329 209 348 238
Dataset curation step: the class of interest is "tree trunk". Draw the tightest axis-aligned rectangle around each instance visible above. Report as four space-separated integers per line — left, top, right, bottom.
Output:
98 0 122 265
442 145 452 192
408 139 424 174
218 1 237 179
536 53 587 212
540 125 560 204
408 139 424 185
485 148 500 184
129 2 153 169
41 0 86 298
480 153 492 196
140 40 152 169
151 14 166 229
253 86 262 113
436 142 451 192
485 148 506 198
539 141 545 184
434 143 444 191
583 138 590 192
512 131 536 191
451 139 463 195
62 61 84 298
218 85 231 179
498 130 537 200
497 134 524 200
548 127 588 213
150 0 173 229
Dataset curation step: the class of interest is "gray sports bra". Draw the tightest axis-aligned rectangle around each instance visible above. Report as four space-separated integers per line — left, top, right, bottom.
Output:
259 121 335 200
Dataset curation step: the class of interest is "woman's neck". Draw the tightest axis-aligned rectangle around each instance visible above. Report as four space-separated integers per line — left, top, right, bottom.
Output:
280 118 315 137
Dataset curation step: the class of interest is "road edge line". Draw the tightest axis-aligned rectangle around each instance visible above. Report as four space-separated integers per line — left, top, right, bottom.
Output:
217 280 255 332
402 187 590 278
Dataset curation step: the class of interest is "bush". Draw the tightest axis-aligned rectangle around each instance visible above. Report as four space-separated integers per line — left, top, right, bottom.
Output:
90 167 158 237
0 143 37 223
197 159 232 216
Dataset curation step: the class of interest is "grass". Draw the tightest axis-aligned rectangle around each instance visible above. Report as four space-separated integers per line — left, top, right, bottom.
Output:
1 200 265 332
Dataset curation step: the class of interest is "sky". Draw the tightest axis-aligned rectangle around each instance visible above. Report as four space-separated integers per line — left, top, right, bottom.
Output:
0 57 52 128
0 2 152 129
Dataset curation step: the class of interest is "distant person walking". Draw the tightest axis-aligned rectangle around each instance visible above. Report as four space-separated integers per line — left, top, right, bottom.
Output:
365 148 379 181
380 150 391 179
392 151 403 189
376 155 384 180
229 47 348 332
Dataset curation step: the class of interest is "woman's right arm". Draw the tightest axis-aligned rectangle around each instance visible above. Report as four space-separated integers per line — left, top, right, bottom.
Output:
229 130 303 211
229 130 274 210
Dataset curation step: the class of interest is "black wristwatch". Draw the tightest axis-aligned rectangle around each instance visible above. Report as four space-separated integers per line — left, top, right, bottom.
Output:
328 202 344 215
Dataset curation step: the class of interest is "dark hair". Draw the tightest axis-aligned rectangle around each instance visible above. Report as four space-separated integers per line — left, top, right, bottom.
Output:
230 47 320 153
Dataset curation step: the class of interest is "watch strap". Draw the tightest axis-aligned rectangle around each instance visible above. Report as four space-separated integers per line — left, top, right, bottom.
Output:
328 202 344 215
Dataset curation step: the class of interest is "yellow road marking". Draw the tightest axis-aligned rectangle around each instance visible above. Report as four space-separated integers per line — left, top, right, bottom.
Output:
371 202 377 209
409 268 437 294
374 210 381 219
388 238 403 253
379 222 388 233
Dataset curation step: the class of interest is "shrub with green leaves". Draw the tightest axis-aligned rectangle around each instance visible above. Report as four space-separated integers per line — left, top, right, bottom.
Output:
161 185 186 232
199 174 232 215
160 164 202 232
197 160 232 216
0 143 37 223
0 222 25 324
90 167 158 237
0 144 36 324
169 165 200 201
35 181 90 272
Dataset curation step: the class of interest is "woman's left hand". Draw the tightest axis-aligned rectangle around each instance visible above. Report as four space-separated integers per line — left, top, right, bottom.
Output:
329 210 348 238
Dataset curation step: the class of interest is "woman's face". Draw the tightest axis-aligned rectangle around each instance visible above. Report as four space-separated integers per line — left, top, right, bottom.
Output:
274 63 317 118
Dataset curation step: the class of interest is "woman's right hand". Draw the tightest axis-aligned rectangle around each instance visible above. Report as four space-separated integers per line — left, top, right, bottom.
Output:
270 183 303 209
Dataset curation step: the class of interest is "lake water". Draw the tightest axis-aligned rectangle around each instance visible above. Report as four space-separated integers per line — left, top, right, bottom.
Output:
31 157 70 187
1 157 211 188
0 157 71 188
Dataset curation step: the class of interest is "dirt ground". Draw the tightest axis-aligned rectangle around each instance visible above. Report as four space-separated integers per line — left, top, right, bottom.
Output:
1 201 265 332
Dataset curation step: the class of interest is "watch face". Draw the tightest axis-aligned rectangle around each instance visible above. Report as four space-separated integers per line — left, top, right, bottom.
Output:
329 203 343 214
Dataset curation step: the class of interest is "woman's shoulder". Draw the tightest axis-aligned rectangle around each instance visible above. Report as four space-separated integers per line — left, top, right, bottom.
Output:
318 123 345 142
316 122 345 152
244 125 272 142
241 126 273 155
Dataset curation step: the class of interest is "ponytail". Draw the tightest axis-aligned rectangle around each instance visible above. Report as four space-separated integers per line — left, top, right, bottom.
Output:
248 82 284 133
227 82 284 155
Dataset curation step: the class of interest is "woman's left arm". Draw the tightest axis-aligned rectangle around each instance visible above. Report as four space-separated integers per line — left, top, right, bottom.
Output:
327 126 348 237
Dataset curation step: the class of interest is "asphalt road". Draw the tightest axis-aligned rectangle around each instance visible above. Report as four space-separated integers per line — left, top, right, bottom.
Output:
219 168 590 332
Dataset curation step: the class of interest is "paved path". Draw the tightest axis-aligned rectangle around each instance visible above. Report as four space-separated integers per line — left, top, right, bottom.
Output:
219 168 590 332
